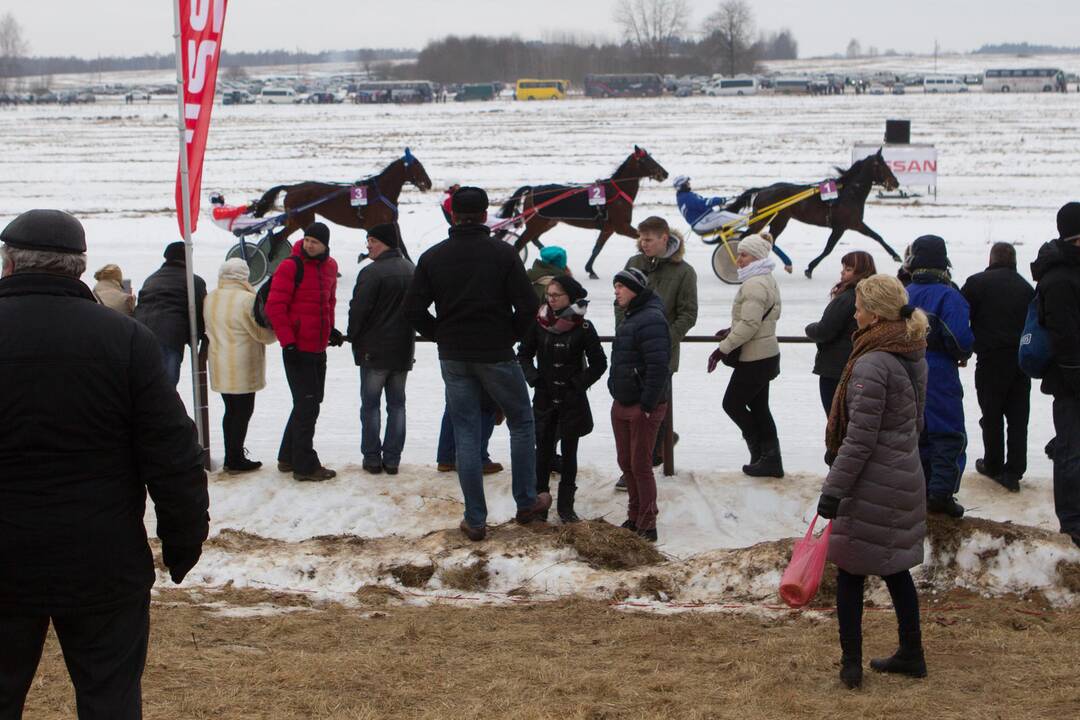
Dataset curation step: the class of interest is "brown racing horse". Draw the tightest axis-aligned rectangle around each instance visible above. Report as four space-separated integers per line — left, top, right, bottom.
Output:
496 147 669 278
725 148 901 278
251 149 432 259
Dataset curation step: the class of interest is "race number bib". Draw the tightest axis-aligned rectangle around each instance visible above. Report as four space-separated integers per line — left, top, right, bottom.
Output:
350 185 369 207
588 183 606 206
819 180 838 202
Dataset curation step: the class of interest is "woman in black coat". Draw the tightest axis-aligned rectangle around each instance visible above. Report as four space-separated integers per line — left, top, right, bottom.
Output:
805 251 877 413
518 275 607 522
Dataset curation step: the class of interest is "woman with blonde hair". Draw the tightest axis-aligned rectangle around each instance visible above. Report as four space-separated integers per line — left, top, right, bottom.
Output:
815 273 930 689
92 263 134 316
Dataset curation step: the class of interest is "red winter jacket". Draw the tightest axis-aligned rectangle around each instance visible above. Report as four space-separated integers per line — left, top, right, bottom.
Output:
265 241 338 352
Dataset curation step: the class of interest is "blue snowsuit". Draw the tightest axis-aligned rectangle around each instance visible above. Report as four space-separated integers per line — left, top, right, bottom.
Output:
907 272 975 498
676 189 793 267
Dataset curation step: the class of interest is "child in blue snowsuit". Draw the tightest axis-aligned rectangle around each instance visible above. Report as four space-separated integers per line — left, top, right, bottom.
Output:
906 235 974 518
674 176 794 272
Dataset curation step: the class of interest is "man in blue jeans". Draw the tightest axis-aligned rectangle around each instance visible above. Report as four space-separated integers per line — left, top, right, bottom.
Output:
347 223 415 474
406 186 550 540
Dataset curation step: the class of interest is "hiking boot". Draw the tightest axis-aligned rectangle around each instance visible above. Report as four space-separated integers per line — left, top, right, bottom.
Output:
459 519 486 542
743 439 784 478
637 527 658 543
277 461 293 473
620 519 638 533
383 464 399 476
482 461 504 475
515 492 552 524
614 474 628 492
839 636 863 689
362 462 383 475
293 466 337 482
437 462 455 472
927 494 964 518
223 457 262 475
870 633 927 678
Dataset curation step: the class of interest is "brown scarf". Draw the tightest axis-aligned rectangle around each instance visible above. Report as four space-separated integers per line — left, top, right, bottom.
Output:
825 320 926 457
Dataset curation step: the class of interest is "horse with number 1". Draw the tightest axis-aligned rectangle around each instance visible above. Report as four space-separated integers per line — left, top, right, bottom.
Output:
495 147 669 278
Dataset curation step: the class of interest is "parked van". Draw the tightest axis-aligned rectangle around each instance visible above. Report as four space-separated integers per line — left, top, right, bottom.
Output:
515 79 568 101
705 76 758 96
923 75 966 93
260 87 296 103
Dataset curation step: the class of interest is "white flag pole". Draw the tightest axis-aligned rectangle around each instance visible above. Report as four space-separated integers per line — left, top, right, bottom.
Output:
172 0 209 465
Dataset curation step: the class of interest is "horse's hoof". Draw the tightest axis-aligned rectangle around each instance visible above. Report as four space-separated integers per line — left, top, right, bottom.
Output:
804 268 813 279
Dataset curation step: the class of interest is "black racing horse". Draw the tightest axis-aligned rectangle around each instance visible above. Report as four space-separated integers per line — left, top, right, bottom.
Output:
726 148 902 278
496 147 669 278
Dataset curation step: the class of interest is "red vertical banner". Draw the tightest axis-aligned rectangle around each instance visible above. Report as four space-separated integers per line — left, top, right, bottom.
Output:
175 0 228 235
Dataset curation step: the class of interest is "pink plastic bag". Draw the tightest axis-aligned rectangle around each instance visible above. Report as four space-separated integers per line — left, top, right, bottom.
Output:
779 515 833 609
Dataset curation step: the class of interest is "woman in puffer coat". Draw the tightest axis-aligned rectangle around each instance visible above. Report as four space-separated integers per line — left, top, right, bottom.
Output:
708 233 783 477
816 273 930 690
518 275 607 522
91 263 135 316
204 258 277 473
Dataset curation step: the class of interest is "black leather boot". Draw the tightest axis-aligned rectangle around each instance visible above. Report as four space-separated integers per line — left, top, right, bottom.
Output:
839 636 863 689
557 483 580 523
870 632 927 678
742 438 784 478
743 433 762 465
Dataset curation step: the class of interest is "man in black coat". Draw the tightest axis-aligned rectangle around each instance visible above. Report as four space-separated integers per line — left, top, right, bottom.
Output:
134 241 207 386
405 186 549 541
0 210 209 719
347 223 416 475
961 242 1035 491
1032 203 1080 549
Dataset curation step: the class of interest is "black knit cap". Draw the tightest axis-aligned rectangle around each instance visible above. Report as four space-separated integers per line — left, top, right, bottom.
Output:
0 209 86 253
163 241 187 262
367 223 398 249
551 274 587 303
451 186 488 215
909 234 950 271
304 222 331 248
1057 202 1080 240
613 267 648 295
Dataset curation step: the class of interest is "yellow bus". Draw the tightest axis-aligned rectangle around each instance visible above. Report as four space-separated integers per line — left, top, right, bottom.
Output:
515 79 568 100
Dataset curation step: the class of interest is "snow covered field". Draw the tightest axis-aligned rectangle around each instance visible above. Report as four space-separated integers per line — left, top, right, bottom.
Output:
2 89 1078 605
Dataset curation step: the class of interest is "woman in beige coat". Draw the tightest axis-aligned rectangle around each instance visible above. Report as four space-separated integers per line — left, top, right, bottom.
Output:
92 264 135 316
708 233 783 477
204 258 277 473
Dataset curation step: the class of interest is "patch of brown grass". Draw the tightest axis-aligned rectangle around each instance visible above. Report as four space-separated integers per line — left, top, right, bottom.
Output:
635 574 676 600
1058 560 1080 594
439 557 491 591
557 520 664 570
354 584 404 605
386 563 436 588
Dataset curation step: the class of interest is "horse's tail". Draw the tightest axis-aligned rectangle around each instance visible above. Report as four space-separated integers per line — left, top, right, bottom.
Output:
498 186 531 219
251 184 289 218
725 187 759 213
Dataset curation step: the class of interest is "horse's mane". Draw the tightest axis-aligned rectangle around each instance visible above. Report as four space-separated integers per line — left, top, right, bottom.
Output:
610 152 636 179
834 155 872 182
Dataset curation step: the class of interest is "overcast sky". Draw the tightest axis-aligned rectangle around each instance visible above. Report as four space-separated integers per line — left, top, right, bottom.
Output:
10 0 1080 59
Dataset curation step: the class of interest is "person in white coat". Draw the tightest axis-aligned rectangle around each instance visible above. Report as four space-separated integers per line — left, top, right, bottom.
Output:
204 258 277 473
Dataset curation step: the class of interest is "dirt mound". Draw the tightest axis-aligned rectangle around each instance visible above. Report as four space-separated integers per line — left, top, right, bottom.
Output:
439 555 491 591
386 563 436 588
556 520 665 570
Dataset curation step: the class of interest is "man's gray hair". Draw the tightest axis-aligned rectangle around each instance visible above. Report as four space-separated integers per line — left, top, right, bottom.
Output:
0 243 87 278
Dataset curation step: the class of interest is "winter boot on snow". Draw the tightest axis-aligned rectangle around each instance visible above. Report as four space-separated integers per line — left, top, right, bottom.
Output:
557 483 580 523
839 636 863 689
743 439 784 478
870 632 927 678
743 433 762 465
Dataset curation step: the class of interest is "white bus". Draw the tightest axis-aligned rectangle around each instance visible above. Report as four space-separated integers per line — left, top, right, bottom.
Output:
706 76 758 96
259 87 296 103
923 75 966 93
983 68 1066 93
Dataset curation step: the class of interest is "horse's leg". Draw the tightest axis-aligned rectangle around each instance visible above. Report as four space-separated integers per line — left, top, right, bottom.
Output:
855 220 903 262
584 228 616 280
805 228 845 279
767 213 790 242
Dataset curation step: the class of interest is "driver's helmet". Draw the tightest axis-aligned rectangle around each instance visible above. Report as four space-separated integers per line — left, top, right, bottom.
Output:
672 175 691 191
209 192 225 205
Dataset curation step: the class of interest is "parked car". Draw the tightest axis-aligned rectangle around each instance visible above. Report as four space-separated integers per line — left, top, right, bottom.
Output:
304 92 340 104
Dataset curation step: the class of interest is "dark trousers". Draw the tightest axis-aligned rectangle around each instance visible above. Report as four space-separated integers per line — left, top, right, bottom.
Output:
819 376 840 415
723 355 780 443
278 350 327 475
221 392 256 466
836 568 920 641
612 401 667 531
1052 394 1080 542
0 592 150 720
536 417 579 497
974 350 1030 478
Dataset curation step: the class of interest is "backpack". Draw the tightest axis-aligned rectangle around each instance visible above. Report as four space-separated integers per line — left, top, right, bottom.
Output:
253 256 303 329
1018 292 1053 378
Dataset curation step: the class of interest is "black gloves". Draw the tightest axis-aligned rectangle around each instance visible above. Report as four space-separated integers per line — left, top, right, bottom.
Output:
328 329 345 347
817 493 841 520
283 343 298 355
162 543 202 584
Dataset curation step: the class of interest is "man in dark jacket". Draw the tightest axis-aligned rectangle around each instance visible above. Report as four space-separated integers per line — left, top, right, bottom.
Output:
265 222 343 483
405 186 549 541
609 267 671 542
961 242 1035 492
1032 202 1080 549
347 223 415 474
0 210 209 719
134 241 207 386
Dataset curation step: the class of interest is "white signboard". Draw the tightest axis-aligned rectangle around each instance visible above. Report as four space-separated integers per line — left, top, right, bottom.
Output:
852 143 937 188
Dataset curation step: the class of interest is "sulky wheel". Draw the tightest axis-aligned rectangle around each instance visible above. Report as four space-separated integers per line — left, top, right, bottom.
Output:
712 239 742 285
226 242 270 285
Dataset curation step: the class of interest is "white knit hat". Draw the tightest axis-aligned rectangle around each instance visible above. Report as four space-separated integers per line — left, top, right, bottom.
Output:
218 257 249 281
738 233 772 261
